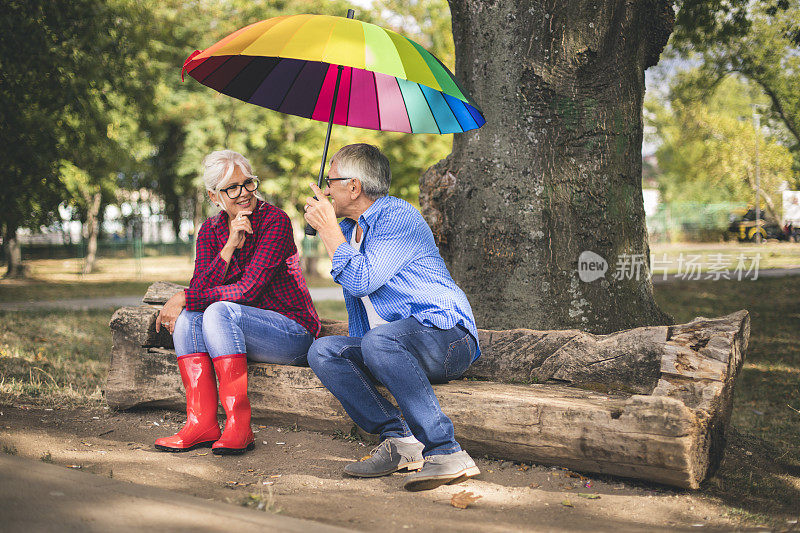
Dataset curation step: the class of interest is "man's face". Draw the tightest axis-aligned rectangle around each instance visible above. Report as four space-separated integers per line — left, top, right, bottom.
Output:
324 160 354 218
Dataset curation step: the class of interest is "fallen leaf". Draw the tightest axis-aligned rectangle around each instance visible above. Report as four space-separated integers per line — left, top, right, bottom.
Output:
577 493 600 499
518 465 530 471
561 500 574 508
450 490 482 509
196 452 208 456
565 470 587 482
247 469 255 472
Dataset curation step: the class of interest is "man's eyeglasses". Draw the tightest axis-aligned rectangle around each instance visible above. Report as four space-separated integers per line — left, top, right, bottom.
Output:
324 177 350 188
220 178 259 199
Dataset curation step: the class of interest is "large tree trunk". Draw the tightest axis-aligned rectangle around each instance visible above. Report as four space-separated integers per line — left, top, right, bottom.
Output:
2 221 26 278
421 0 674 333
82 191 102 275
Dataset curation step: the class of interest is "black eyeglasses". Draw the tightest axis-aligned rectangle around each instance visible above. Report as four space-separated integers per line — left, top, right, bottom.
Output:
324 177 350 188
220 178 259 199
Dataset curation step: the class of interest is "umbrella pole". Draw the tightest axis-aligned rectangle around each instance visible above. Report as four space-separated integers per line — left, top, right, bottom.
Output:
305 8 355 237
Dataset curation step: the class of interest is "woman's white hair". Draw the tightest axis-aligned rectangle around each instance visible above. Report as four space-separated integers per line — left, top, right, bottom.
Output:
202 149 257 192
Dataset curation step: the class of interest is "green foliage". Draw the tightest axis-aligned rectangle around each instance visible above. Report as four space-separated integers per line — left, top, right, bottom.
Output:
646 72 794 212
0 0 157 248
670 1 800 175
2 0 458 245
147 0 455 218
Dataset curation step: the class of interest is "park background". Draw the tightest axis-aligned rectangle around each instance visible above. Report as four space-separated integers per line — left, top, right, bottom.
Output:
1 0 799 530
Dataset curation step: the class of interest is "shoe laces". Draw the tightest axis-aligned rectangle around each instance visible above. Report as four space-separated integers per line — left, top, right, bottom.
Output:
369 439 392 456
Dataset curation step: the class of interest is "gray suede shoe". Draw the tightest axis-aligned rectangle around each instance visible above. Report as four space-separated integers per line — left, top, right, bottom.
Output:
344 438 424 478
403 450 480 491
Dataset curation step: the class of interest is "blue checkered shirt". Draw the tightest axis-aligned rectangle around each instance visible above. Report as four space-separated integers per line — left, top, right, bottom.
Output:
330 195 480 360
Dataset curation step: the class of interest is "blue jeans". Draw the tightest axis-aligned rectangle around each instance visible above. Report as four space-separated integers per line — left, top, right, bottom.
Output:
173 301 314 365
307 317 477 456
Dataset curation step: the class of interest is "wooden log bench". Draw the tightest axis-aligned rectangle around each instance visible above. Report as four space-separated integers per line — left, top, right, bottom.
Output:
105 281 749 489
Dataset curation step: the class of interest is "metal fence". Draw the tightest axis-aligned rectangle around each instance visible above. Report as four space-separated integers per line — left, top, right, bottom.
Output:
646 202 748 243
18 240 194 261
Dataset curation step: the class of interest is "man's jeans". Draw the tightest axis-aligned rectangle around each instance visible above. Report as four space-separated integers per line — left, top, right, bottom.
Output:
174 301 314 364
307 317 477 456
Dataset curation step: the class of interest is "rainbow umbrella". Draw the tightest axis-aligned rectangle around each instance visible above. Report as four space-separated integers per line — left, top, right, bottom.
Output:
181 10 485 232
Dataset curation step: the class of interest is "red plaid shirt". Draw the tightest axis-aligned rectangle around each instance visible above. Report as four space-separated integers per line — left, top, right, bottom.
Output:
184 200 321 337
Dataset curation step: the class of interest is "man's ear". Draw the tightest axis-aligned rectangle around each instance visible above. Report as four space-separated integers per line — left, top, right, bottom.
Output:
350 178 362 200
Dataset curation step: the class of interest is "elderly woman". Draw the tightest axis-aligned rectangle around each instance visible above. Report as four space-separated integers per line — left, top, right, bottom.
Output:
154 150 320 455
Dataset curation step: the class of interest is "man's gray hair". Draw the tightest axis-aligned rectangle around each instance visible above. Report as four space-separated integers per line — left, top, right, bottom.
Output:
202 149 257 192
332 144 391 199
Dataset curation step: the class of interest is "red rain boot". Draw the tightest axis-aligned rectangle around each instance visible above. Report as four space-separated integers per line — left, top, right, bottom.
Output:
155 353 221 452
212 354 255 455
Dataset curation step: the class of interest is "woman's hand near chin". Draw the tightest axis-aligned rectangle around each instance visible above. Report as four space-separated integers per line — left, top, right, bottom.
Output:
221 210 253 262
156 291 186 335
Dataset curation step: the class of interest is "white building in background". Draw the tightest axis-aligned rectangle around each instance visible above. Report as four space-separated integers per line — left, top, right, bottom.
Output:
642 189 660 217
783 191 800 226
18 199 194 245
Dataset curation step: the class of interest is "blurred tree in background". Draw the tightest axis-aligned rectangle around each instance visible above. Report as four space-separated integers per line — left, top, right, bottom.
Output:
646 72 794 218
1 0 146 275
0 0 457 276
4 0 796 278
657 0 800 181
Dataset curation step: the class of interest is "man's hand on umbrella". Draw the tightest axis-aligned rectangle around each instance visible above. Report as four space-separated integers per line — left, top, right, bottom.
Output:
305 182 346 260
304 183 337 232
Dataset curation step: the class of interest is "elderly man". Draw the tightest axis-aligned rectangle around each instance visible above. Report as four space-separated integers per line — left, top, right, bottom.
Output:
303 143 481 492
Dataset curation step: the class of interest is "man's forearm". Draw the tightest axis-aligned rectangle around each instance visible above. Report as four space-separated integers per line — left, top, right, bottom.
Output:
318 225 347 260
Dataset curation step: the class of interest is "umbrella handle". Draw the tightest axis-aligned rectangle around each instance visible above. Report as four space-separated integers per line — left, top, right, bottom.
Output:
304 207 318 236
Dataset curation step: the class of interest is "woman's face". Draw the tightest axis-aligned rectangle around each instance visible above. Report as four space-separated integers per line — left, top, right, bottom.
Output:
211 166 258 219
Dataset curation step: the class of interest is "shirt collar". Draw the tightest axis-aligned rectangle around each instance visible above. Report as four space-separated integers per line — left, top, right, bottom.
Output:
357 195 389 229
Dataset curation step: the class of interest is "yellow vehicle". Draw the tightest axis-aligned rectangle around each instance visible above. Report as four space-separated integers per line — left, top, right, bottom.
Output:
728 208 788 242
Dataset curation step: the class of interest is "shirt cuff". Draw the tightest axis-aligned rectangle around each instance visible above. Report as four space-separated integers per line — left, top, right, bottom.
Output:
330 242 358 277
197 255 229 286
184 287 208 311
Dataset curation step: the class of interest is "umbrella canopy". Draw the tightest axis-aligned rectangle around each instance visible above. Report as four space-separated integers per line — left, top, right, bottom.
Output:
181 13 485 134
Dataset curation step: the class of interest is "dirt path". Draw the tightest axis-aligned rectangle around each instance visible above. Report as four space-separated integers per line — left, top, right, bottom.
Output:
0 404 768 532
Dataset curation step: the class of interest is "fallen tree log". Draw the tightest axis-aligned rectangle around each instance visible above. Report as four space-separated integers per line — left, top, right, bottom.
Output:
106 282 750 489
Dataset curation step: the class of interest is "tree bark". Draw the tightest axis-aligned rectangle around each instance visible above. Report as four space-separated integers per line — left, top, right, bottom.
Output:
420 0 674 333
82 191 102 275
2 221 26 278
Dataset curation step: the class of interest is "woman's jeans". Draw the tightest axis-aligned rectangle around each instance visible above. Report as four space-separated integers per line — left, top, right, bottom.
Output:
173 301 314 365
307 317 477 456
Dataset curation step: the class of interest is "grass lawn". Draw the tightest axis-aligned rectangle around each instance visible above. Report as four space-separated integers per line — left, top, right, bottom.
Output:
649 241 800 273
653 276 800 519
0 256 339 302
0 274 797 520
0 308 114 406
